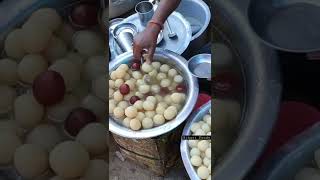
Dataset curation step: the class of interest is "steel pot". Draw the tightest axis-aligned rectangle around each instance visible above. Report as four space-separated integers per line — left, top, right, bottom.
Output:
109 49 199 139
213 0 282 179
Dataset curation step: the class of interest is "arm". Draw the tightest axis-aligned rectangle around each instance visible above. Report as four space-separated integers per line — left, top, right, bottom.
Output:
133 0 181 62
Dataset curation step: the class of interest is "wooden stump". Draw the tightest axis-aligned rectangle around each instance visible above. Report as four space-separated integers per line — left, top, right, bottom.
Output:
112 125 184 176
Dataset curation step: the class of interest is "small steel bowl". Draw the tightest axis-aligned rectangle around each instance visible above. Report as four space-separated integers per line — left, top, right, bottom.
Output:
180 100 211 180
108 49 199 139
187 54 211 79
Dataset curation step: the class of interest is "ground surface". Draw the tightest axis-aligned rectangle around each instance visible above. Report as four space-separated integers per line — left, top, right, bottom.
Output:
109 136 189 180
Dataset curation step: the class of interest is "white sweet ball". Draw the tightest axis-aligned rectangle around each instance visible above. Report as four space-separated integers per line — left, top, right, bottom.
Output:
76 123 107 155
158 102 168 109
201 124 211 134
118 101 129 109
136 79 144 86
109 101 116 114
84 56 107 81
113 107 124 119
136 112 145 121
114 79 124 88
168 69 178 77
123 118 131 127
188 140 199 148
92 76 107 102
118 64 129 71
204 115 211 123
174 75 184 83
164 95 172 105
110 71 117 80
172 104 182 111
26 8 62 31
295 168 320 180
142 118 154 129
0 132 22 165
171 93 183 104
160 79 171 88
130 119 141 130
125 106 138 118
156 106 166 115
0 58 18 85
151 62 161 70
124 73 131 80
315 149 320 168
49 59 80 91
190 155 202 167
160 64 170 73
155 95 163 102
190 148 201 157
143 101 155 111
4 29 25 59
146 96 157 104
164 106 177 120
205 148 211 159
14 144 49 179
156 72 167 81
109 89 114 98
139 85 150 94
198 140 209 152
145 111 156 119
191 123 201 133
44 36 67 62
195 129 206 136
49 141 89 178
141 62 153 73
203 157 211 167
148 69 157 77
125 80 135 90
151 85 160 94
109 80 115 88
14 94 44 129
65 52 86 72
132 71 143 79
133 100 143 110
26 124 62 151
73 31 104 57
22 23 52 53
18 54 48 84
197 166 210 179
113 91 123 102
56 23 75 46
153 114 165 126
115 68 126 79
81 95 106 119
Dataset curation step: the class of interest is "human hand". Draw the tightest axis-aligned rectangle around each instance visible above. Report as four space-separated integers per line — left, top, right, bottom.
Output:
133 23 161 62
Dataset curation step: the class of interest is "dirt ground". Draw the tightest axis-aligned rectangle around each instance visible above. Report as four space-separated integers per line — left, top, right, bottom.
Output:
109 136 189 180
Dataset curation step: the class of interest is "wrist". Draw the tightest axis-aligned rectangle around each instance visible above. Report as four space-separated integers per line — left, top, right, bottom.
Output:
147 22 162 35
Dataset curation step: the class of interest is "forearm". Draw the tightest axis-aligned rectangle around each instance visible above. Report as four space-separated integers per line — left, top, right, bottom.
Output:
151 0 181 24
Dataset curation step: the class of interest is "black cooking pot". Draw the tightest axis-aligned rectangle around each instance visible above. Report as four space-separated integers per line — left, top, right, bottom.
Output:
213 0 282 179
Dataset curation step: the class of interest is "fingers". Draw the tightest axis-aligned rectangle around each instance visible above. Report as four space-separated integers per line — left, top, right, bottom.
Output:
133 41 143 61
147 45 156 63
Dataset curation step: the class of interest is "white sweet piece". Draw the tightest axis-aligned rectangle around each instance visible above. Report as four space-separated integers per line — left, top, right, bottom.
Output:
139 85 150 94
113 91 123 102
81 95 106 119
143 101 155 111
191 123 201 133
130 119 141 130
109 100 116 114
22 23 52 53
49 59 80 91
160 79 171 87
0 132 22 165
118 64 129 71
168 69 178 77
18 54 48 84
164 95 172 105
197 166 210 179
190 148 201 157
115 68 126 79
49 141 90 178
203 157 211 167
146 96 157 104
14 94 44 129
155 95 163 102
148 69 158 77
164 106 177 120
174 75 183 83
132 71 143 79
114 79 124 88
110 71 117 80
26 124 62 151
123 118 131 127
44 36 67 62
141 62 153 73
158 102 168 109
195 129 206 136
118 101 129 110
109 80 115 88
153 114 165 125
92 76 107 102
205 148 211 159
151 62 161 70
198 140 209 152
76 123 107 155
4 29 25 59
151 85 160 94
136 112 145 121
201 124 211 134
190 155 202 167
160 64 170 73
125 80 135 90
113 107 124 119
25 8 62 31
133 100 143 110
188 140 199 148
109 89 114 98
156 72 167 81
142 118 154 129
171 93 183 104
84 56 107 81
56 23 75 46
145 111 156 118
0 59 18 85
156 106 166 115
125 106 138 118
73 31 104 57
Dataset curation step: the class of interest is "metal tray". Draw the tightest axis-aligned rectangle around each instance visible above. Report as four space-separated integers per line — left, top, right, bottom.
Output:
109 10 192 60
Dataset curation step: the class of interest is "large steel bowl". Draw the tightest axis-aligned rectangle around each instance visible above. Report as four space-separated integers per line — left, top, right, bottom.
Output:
213 0 282 179
180 100 211 180
109 49 199 139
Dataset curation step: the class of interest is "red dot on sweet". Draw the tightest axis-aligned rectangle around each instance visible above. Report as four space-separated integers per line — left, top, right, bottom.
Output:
131 62 141 71
119 84 130 95
32 70 66 106
70 3 98 28
64 107 97 137
176 84 186 93
129 96 140 105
